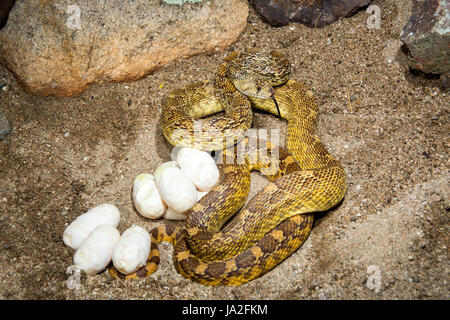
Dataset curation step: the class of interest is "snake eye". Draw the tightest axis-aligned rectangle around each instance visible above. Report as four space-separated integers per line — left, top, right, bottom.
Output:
256 86 261 92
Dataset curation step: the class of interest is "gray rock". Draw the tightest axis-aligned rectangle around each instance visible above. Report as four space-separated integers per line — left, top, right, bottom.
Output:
401 0 450 79
440 73 449 89
0 0 248 97
0 0 15 29
253 0 372 28
0 112 12 139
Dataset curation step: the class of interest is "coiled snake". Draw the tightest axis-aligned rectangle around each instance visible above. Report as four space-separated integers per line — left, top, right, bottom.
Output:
109 50 347 285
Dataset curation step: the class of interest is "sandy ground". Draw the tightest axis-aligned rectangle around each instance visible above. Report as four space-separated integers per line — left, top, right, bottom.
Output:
0 0 448 300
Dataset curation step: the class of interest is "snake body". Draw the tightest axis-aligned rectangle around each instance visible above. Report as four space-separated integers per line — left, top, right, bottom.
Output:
109 51 347 285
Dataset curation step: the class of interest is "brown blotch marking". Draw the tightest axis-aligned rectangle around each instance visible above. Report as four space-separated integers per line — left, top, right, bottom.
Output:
276 218 296 234
164 226 175 237
258 235 279 254
136 266 149 278
150 228 160 240
149 255 160 265
285 162 300 173
205 261 227 278
235 250 257 269
181 256 200 271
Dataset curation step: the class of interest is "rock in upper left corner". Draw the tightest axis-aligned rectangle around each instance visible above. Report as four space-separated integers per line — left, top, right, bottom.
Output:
0 0 249 97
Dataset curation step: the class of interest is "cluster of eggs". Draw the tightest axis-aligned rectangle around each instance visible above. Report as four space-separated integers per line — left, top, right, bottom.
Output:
62 147 219 275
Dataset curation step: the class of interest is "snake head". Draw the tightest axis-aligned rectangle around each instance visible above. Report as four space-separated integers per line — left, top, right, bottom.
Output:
239 81 274 99
229 50 290 99
230 69 275 99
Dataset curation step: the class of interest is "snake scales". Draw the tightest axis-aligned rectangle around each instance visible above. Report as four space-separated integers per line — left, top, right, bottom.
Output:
109 50 347 285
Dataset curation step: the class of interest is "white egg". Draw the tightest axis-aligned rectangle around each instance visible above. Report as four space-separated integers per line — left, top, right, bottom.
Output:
154 161 198 213
153 161 179 186
63 203 120 249
73 224 120 274
176 148 220 191
162 190 210 220
112 225 151 275
163 207 187 220
133 174 166 219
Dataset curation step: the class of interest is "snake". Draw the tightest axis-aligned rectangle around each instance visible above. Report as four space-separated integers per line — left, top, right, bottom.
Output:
109 50 347 286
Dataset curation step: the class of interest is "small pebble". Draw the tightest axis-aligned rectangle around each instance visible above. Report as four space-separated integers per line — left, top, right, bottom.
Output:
318 291 327 300
0 113 12 139
61 209 68 216
64 132 70 138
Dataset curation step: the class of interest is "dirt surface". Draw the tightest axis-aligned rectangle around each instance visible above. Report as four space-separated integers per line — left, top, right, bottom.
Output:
0 0 448 300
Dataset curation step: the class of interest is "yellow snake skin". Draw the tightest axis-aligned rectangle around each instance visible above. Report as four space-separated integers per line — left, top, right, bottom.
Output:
109 51 347 286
